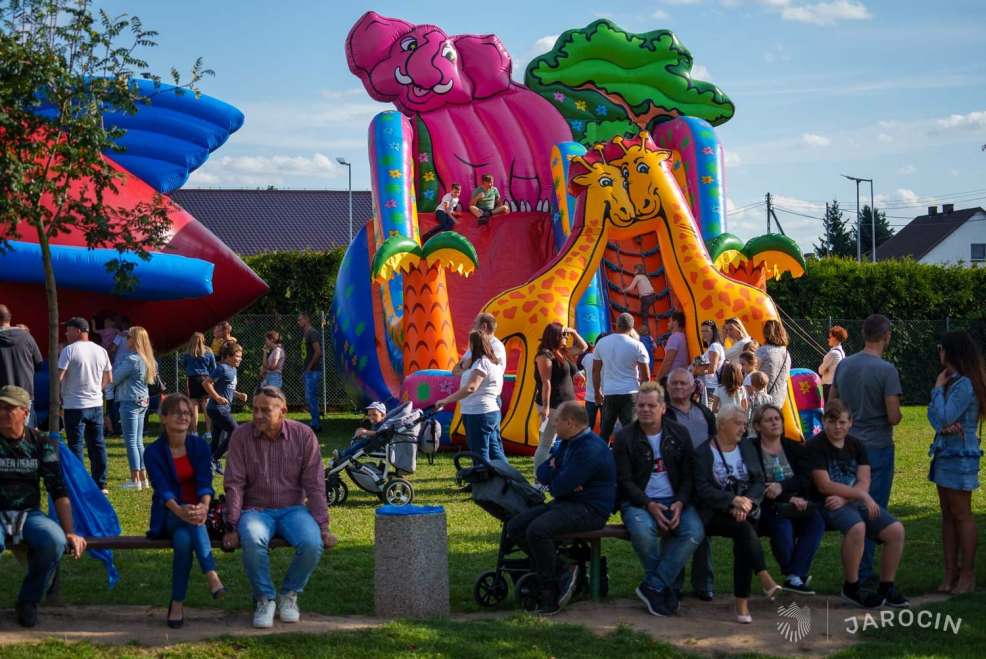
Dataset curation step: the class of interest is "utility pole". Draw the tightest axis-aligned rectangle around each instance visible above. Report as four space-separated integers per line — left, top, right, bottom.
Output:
842 174 875 262
764 192 786 235
766 192 772 233
337 157 353 242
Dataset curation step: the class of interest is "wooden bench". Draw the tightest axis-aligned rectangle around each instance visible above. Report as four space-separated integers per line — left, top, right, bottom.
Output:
558 524 630 601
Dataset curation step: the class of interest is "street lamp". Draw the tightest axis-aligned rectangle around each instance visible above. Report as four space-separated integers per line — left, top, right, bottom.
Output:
842 174 876 262
336 157 353 243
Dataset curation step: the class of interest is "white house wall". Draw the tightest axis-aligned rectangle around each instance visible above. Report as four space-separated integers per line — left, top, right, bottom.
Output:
921 211 986 266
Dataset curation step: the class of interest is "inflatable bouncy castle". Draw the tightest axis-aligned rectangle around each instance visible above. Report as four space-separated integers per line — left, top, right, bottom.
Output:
4 81 268 356
332 13 807 453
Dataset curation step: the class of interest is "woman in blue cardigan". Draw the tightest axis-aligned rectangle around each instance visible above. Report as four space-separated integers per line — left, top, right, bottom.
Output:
145 393 226 628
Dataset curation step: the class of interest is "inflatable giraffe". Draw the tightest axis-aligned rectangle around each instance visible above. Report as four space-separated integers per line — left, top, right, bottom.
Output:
463 145 644 449
614 133 803 439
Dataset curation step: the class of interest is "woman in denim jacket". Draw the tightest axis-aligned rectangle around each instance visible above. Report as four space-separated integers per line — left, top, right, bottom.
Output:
113 326 156 491
928 330 985 594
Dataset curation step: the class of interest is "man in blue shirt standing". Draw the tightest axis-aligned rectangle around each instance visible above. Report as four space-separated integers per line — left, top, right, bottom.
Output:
505 401 616 615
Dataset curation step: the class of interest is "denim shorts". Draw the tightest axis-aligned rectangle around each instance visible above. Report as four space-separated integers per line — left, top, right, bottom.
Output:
822 501 897 540
929 434 982 492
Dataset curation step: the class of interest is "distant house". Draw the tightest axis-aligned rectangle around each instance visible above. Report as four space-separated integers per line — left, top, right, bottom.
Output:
170 189 373 256
875 204 985 266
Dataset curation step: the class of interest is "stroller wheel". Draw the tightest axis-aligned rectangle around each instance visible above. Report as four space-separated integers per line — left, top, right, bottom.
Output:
382 478 414 505
474 571 509 607
515 573 540 611
326 479 349 507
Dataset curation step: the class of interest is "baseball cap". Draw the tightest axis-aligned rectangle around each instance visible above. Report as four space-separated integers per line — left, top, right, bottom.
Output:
64 317 90 332
365 402 387 415
0 385 31 408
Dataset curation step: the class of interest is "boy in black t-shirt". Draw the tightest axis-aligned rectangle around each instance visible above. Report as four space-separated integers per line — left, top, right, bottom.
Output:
806 399 909 609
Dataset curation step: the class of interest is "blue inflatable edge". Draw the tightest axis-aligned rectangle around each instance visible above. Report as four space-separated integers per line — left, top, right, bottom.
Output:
377 504 445 516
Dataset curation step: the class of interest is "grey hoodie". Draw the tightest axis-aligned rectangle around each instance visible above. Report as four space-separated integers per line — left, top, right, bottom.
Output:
0 327 43 396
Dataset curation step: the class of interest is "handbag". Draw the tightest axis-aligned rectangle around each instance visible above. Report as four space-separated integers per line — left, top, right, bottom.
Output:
206 494 226 541
713 439 761 522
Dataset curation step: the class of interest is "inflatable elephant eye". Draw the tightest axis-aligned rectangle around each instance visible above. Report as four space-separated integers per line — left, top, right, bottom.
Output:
441 41 456 62
400 36 417 51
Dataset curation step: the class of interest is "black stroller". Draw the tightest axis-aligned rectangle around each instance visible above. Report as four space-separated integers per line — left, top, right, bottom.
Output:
325 402 440 506
454 452 608 610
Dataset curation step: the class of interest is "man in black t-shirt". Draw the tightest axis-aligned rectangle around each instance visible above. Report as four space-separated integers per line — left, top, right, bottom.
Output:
297 312 323 433
0 305 43 425
806 399 908 609
0 385 87 627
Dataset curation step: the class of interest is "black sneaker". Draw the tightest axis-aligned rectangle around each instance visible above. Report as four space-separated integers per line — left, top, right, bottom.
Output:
881 586 910 609
635 583 673 617
782 577 816 595
15 600 38 628
694 590 715 602
558 564 580 608
841 588 885 608
666 588 680 614
535 589 561 616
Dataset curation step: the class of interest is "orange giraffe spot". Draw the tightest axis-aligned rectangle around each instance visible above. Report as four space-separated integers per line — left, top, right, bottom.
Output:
522 300 538 313
502 307 517 320
702 278 715 290
715 309 725 320
751 307 764 321
554 287 568 296
718 292 731 305
689 271 698 284
529 314 540 325
739 287 751 300
510 291 524 300
700 295 714 310
732 298 746 313
541 278 555 290
554 304 566 316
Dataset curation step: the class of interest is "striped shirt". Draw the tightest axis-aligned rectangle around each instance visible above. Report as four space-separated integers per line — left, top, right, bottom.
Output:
223 419 329 530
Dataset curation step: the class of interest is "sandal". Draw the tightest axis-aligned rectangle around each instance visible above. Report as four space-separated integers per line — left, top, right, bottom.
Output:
167 601 184 629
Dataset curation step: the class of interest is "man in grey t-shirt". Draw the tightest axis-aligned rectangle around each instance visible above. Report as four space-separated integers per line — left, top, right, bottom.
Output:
831 314 902 583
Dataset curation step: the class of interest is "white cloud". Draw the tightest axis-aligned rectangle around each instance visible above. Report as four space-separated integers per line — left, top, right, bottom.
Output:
877 133 893 143
660 0 702 4
652 9 670 19
801 132 832 147
897 164 916 175
725 150 743 167
691 63 711 79
874 188 920 207
533 35 559 52
934 111 986 132
780 1 871 25
188 153 344 187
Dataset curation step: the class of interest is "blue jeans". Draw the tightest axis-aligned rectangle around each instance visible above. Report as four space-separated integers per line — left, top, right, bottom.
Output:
303 370 322 429
166 510 216 601
119 400 147 472
622 499 704 592
239 506 324 601
64 406 108 488
462 410 507 463
585 401 599 431
262 372 283 389
860 444 895 581
758 503 825 580
0 510 66 604
207 406 237 461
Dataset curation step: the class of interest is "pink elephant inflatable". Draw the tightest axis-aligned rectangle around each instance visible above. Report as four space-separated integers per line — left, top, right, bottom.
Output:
346 11 571 212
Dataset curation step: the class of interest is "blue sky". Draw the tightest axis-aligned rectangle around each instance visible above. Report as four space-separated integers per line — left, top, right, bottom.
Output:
102 0 986 251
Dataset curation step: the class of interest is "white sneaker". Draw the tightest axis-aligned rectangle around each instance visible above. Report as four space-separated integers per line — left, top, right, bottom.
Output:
277 591 300 623
253 598 276 628
120 481 141 490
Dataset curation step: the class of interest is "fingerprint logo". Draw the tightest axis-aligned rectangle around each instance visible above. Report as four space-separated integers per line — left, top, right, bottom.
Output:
776 602 812 643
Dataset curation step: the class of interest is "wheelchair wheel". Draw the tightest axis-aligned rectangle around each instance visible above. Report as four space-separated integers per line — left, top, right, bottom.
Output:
515 572 540 611
383 478 414 505
326 479 348 507
474 571 509 607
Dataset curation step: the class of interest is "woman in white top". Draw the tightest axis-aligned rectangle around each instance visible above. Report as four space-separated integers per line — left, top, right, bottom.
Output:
436 330 507 463
817 325 847 402
755 320 791 409
694 320 725 401
723 317 757 363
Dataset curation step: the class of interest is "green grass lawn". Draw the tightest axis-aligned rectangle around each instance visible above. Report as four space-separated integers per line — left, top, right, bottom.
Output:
1 406 983 657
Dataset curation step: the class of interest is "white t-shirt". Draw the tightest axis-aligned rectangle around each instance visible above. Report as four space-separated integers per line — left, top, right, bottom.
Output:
628 273 655 297
461 336 507 372
438 192 460 213
714 384 748 413
818 345 845 385
711 443 748 488
645 432 674 498
57 340 111 409
701 342 725 389
458 355 504 415
594 333 649 395
581 352 597 403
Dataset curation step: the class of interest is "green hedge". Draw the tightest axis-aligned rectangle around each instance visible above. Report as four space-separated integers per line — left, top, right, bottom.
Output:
766 258 986 319
242 249 346 314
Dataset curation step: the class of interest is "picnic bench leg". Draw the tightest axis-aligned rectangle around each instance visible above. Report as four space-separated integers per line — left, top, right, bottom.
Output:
590 538 601 601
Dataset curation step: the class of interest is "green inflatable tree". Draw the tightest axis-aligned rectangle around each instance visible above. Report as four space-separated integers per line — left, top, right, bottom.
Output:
525 20 734 145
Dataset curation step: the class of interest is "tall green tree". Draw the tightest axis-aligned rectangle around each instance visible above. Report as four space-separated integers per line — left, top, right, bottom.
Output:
814 199 855 257
852 205 895 257
0 0 211 430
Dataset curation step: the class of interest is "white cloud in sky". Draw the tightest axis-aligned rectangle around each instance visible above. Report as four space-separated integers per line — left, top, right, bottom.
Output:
660 0 701 5
534 35 559 52
188 153 343 187
652 9 670 20
897 164 916 175
725 150 743 168
692 63 711 79
801 132 832 147
934 111 986 132
877 133 893 143
780 1 871 26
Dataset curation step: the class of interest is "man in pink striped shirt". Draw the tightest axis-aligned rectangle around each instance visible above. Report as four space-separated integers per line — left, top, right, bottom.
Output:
222 387 337 628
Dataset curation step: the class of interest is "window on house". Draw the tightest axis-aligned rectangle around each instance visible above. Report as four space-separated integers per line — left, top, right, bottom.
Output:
972 244 986 262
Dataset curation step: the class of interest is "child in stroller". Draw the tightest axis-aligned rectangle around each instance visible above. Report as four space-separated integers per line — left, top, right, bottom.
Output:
454 452 610 613
336 401 388 462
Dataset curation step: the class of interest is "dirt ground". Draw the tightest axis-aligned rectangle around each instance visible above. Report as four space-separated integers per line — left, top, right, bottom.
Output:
0 593 951 656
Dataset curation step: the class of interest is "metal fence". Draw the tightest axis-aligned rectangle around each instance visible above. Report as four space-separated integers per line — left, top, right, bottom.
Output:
783 318 986 405
158 312 356 412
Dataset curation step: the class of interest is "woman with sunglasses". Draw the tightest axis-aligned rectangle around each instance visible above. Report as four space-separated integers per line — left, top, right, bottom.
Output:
928 331 985 594
145 394 226 628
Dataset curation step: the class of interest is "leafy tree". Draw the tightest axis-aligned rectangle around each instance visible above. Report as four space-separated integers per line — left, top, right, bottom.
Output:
814 199 855 258
0 0 212 429
525 20 734 145
851 205 895 257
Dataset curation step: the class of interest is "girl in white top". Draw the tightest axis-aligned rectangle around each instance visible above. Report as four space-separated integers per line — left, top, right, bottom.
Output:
260 330 286 389
722 317 757 362
712 361 749 416
817 325 848 400
695 320 725 398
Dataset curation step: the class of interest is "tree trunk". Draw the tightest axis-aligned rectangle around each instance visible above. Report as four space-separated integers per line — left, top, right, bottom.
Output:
402 261 458 374
35 224 61 440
